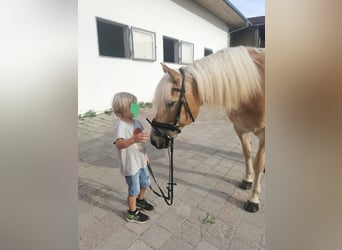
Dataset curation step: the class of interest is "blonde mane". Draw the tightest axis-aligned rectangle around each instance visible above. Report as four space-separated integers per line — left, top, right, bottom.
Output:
187 46 263 112
153 46 264 114
153 73 175 114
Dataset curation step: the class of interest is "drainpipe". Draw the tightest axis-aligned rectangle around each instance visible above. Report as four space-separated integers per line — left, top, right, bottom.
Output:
228 23 250 35
224 0 252 34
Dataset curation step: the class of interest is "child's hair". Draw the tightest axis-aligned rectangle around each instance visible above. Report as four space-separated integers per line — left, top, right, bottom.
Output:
112 92 137 118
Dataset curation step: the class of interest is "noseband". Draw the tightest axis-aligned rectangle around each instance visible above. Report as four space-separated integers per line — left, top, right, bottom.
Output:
149 67 195 136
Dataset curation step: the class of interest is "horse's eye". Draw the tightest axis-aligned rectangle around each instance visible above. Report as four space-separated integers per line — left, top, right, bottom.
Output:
165 101 176 109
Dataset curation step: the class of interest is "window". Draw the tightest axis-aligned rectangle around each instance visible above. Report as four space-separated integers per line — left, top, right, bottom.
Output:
163 36 194 64
131 27 156 61
96 18 156 61
179 41 194 64
96 17 130 58
204 48 213 56
163 36 178 63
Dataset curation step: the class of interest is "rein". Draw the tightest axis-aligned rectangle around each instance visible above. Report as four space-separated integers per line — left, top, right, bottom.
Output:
146 67 195 206
146 136 176 206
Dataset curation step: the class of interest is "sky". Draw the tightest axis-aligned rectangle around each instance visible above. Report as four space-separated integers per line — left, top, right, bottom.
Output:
228 0 265 18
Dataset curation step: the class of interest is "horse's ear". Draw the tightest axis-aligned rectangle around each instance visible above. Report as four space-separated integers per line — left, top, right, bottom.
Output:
160 63 180 83
161 63 169 73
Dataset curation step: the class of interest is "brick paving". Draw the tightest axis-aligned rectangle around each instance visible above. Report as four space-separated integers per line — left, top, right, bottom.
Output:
78 106 265 249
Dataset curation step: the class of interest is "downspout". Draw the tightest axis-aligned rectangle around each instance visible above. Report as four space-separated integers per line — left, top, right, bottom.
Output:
229 23 250 35
224 0 252 35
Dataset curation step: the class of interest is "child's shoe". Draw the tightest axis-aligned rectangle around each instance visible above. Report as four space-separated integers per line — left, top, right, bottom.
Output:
136 198 154 211
126 209 149 224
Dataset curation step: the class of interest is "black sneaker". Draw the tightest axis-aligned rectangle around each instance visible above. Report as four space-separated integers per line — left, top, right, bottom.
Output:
126 210 149 224
136 198 154 211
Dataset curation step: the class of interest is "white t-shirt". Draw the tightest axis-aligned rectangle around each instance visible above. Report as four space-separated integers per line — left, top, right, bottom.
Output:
114 119 147 176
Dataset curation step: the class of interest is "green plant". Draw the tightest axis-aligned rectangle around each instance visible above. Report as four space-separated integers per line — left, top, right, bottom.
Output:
104 108 113 115
202 213 216 224
78 110 96 119
139 102 153 108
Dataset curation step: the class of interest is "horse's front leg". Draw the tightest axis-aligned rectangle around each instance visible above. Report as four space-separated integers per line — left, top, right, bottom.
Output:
244 128 265 212
235 128 254 190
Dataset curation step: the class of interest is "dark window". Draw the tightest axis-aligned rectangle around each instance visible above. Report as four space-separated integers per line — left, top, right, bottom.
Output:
259 26 265 48
163 36 178 63
204 48 213 56
96 17 130 58
163 36 194 64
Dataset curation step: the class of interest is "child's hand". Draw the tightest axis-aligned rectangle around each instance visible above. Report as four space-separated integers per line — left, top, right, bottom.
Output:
132 131 149 143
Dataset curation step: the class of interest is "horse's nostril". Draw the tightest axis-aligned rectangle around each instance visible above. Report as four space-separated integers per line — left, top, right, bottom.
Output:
150 131 170 149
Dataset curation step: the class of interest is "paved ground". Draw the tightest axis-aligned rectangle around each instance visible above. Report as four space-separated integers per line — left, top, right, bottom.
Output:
78 106 265 250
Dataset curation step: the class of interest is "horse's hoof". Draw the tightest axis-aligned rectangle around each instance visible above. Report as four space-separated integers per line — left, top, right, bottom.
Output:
239 180 253 190
244 200 259 213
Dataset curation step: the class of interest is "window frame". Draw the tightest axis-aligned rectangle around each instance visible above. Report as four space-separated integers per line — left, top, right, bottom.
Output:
163 36 194 64
131 26 156 61
95 17 131 59
179 41 194 64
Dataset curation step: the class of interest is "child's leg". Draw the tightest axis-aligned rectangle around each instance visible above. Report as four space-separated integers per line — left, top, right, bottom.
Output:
125 171 141 212
135 167 154 211
136 186 154 211
137 167 150 201
137 187 146 200
127 195 137 212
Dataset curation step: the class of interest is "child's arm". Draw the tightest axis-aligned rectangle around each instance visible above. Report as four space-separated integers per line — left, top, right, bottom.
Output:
114 137 135 150
115 131 149 150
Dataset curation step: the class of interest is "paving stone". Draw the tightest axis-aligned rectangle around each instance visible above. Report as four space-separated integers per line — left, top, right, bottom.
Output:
98 227 138 250
228 237 259 250
179 189 205 208
141 225 172 249
157 207 185 233
195 241 219 250
200 220 234 249
161 235 193 250
78 220 113 249
234 220 264 244
175 219 201 246
197 193 225 216
127 239 153 250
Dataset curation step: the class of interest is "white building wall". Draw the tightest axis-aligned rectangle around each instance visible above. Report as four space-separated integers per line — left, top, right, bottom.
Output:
79 0 230 114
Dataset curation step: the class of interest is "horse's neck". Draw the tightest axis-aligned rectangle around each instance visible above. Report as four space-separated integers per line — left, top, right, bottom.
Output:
187 47 263 111
188 63 230 108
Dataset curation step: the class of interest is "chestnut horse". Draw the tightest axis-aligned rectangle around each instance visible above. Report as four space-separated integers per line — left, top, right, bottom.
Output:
150 46 265 212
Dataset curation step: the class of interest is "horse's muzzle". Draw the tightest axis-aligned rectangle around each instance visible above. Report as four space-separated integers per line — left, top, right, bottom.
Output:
150 128 170 149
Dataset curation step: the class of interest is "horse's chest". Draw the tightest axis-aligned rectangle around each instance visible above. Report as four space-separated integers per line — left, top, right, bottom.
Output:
229 109 264 133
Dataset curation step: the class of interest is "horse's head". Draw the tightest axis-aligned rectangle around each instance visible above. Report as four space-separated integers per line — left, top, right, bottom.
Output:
150 63 200 149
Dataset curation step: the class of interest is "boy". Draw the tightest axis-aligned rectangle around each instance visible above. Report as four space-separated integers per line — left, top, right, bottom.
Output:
112 92 154 224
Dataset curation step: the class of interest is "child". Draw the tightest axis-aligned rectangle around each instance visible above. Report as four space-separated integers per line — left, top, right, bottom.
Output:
112 92 154 224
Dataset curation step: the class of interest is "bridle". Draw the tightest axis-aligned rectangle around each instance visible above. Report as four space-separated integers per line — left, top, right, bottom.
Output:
149 67 195 137
145 67 195 205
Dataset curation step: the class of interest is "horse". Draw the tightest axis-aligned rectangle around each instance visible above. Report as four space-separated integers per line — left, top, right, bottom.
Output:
149 46 265 212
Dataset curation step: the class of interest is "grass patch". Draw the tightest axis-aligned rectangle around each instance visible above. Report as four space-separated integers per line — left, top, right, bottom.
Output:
78 110 96 120
139 102 152 108
104 108 113 115
202 213 216 224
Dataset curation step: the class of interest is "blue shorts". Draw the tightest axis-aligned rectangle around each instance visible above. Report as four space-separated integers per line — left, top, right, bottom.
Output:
125 167 150 196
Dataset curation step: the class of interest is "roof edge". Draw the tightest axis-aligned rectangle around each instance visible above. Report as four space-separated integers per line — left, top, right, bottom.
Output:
223 0 252 26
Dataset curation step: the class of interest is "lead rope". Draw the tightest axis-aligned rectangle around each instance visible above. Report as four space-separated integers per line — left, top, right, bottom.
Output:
147 137 176 206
